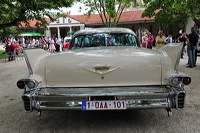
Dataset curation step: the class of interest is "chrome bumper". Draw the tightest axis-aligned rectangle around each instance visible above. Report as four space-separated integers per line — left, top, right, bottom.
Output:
22 87 186 112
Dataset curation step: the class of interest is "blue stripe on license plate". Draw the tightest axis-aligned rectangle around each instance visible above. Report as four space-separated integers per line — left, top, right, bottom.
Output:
82 101 86 110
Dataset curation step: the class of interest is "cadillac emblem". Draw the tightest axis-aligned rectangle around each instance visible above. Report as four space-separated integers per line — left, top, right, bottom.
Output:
86 66 119 75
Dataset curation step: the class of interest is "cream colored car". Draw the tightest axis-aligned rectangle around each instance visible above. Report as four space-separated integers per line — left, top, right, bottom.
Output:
17 28 191 118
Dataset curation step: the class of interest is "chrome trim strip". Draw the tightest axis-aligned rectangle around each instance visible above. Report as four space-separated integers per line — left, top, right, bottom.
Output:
36 99 169 110
174 43 182 73
41 86 165 96
23 49 33 77
28 92 172 111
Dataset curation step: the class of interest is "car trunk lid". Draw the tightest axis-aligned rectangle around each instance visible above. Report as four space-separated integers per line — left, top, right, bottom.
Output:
45 47 162 87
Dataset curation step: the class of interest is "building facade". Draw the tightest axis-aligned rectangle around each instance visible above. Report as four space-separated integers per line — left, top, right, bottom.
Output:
16 10 184 40
45 16 85 38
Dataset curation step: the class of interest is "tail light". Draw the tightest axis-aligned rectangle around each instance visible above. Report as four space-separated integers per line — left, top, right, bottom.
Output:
17 81 26 89
171 77 180 85
169 76 191 86
17 79 38 89
182 77 191 85
26 81 36 88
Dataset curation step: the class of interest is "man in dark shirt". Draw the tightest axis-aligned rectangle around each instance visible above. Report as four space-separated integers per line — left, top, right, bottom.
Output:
178 33 188 58
187 27 199 68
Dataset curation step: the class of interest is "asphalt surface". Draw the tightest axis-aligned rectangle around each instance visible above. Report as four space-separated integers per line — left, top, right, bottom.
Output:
0 53 200 133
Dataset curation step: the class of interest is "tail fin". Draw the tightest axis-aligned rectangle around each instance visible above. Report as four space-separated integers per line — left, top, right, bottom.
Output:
160 43 182 73
23 49 50 77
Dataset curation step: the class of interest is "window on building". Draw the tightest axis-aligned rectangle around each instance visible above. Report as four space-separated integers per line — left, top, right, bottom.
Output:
57 19 59 23
126 8 130 12
133 7 138 11
68 19 71 23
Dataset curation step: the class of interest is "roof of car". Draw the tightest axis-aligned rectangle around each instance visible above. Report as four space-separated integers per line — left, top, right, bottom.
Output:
73 28 136 36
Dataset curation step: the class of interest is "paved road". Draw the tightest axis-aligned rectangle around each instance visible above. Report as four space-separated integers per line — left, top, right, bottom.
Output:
0 55 200 133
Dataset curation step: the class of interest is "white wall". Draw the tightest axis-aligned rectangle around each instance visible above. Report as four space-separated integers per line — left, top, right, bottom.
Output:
50 17 81 25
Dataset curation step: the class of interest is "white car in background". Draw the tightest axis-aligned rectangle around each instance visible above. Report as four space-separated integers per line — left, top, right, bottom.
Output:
17 28 191 119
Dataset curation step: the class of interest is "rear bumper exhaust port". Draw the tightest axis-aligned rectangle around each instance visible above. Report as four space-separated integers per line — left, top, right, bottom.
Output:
22 95 32 112
176 91 186 110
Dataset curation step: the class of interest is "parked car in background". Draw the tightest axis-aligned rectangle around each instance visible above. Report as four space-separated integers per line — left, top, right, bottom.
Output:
17 28 191 119
63 37 71 50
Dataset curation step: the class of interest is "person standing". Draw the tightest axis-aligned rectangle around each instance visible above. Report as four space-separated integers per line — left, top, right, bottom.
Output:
49 38 56 53
146 32 154 49
155 30 166 50
141 32 147 48
56 37 62 52
187 27 199 68
7 42 15 61
166 34 173 44
47 37 51 50
178 33 188 58
152 35 156 47
41 38 46 50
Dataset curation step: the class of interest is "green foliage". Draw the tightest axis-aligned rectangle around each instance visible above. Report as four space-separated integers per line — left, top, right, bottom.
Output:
0 27 17 37
142 0 200 29
0 50 6 60
0 50 24 60
0 0 75 29
81 0 137 27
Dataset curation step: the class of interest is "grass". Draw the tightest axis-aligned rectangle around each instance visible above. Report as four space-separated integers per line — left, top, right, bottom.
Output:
0 50 24 60
0 50 6 60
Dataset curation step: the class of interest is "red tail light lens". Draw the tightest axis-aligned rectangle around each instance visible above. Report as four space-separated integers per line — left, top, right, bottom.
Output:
182 77 191 85
17 81 25 89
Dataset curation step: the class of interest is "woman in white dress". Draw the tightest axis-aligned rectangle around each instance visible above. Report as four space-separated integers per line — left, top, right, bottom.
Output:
49 38 56 52
141 32 147 48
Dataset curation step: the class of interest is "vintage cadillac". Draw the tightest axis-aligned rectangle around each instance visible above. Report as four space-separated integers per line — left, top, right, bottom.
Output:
17 28 191 118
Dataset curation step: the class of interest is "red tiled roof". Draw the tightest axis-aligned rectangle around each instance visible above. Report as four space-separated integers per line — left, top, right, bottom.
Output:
70 10 154 24
20 18 51 27
118 10 153 22
20 10 153 27
69 14 101 24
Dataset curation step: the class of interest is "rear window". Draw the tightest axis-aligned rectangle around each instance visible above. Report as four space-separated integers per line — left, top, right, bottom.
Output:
69 33 139 49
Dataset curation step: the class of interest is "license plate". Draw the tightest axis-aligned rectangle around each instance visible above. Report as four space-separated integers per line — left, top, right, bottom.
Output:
82 100 127 110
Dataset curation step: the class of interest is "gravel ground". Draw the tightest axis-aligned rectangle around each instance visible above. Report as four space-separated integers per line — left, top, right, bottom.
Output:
0 54 200 133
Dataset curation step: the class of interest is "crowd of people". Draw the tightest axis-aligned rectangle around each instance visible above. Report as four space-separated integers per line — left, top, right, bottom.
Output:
141 30 173 50
1 36 71 57
141 28 199 68
0 36 71 61
177 28 199 68
1 28 199 65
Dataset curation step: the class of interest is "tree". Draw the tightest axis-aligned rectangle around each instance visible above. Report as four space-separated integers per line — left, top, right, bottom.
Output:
81 0 139 27
142 0 200 29
0 27 17 37
0 0 74 30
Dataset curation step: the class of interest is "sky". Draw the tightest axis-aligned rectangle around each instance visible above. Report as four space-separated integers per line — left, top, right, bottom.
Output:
60 2 88 15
